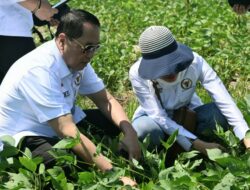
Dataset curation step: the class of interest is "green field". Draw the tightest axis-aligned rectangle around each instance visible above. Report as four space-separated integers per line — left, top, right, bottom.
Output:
1 0 250 189
72 0 250 119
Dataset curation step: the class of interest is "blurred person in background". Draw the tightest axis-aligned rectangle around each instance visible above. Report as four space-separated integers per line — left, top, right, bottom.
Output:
228 0 250 14
0 0 58 83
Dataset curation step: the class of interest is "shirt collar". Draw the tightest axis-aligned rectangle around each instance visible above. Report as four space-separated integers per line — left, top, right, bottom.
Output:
51 39 71 79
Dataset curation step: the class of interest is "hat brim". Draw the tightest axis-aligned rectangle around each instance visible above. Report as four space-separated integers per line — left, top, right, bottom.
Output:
138 43 194 80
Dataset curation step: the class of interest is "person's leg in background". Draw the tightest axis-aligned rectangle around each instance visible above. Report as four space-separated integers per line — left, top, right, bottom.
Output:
132 115 184 167
78 109 121 137
194 102 230 141
77 109 123 156
132 115 165 149
0 36 36 83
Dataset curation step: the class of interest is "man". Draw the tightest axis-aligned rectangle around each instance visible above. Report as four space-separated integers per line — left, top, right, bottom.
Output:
0 10 140 176
0 0 58 83
228 0 250 14
129 26 250 156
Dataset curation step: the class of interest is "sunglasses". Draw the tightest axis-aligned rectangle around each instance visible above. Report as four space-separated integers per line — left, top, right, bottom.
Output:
72 39 100 54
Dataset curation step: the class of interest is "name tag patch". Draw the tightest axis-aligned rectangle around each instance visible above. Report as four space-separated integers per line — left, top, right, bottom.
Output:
63 90 70 97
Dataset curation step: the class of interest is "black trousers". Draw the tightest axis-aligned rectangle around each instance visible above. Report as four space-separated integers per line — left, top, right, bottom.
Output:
20 109 121 168
0 35 36 83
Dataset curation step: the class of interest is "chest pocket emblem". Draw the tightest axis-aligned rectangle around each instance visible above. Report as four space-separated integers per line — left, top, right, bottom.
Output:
181 78 192 89
74 72 82 86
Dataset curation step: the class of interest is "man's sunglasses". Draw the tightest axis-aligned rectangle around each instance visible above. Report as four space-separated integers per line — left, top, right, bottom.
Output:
72 39 100 54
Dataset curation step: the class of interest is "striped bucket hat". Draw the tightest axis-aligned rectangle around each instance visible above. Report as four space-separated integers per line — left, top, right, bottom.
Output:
138 26 194 80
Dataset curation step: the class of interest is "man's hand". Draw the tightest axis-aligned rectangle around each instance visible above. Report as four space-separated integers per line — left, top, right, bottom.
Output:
119 123 141 161
119 176 137 187
243 130 250 149
192 139 226 155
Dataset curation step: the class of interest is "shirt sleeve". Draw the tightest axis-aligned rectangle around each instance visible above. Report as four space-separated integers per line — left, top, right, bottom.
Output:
78 64 105 95
18 66 71 123
0 0 24 5
189 92 203 110
129 66 197 151
198 56 249 140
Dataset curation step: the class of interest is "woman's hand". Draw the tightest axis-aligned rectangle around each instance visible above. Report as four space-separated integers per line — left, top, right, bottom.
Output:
119 176 137 187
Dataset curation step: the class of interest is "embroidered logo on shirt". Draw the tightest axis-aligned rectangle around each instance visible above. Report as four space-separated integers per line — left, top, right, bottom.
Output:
181 78 192 89
74 72 82 86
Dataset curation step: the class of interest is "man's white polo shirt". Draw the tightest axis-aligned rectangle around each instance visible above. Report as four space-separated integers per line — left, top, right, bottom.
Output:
0 39 105 146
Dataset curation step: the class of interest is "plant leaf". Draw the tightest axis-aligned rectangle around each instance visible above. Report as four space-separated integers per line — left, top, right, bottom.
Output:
19 157 37 173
